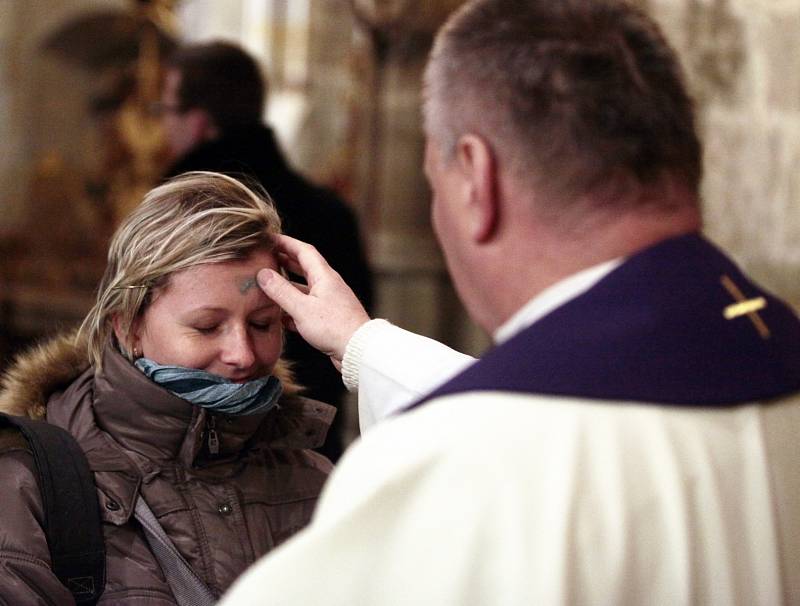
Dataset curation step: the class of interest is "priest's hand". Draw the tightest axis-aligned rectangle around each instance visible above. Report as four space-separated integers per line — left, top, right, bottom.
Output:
257 235 371 370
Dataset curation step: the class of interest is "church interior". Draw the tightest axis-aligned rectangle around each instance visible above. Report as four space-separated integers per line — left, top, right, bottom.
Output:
1 0 798 443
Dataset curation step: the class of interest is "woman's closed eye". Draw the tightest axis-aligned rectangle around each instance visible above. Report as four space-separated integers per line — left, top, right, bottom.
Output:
193 324 221 335
249 319 276 332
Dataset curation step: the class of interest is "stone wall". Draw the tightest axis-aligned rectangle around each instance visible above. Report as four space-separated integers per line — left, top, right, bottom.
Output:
647 0 800 308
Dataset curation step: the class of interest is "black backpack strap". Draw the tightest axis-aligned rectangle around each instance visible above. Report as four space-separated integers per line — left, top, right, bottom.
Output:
0 413 106 604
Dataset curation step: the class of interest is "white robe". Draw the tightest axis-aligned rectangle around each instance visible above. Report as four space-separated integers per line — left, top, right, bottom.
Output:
221 260 800 605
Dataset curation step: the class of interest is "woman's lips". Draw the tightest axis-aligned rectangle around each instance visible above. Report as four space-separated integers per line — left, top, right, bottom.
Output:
223 366 269 383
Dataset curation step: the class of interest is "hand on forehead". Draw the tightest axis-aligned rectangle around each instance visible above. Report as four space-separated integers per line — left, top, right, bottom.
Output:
255 234 370 364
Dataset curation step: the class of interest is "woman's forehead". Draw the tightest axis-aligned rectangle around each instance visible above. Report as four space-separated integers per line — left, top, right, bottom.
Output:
157 251 278 302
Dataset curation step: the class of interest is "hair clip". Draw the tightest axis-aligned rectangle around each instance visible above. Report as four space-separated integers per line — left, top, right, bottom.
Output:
112 284 149 290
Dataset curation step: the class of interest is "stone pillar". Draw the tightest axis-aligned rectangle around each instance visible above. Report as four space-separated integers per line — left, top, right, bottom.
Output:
291 0 357 186
347 0 489 356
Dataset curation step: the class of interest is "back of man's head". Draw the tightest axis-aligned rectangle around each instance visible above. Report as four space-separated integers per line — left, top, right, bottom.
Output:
424 0 702 222
167 41 266 133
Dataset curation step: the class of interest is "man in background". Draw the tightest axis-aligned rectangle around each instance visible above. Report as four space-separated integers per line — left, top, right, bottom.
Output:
158 42 373 461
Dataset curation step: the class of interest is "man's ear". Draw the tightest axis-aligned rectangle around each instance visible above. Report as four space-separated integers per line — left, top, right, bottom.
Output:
456 134 498 243
186 108 217 143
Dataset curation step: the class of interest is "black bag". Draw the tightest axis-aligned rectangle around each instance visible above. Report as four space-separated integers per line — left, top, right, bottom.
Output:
0 413 106 604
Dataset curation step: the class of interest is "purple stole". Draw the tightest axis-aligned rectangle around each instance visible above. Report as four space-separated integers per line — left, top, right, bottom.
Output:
409 234 800 411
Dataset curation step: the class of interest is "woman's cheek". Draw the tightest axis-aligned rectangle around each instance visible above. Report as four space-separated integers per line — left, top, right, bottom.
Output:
175 335 220 369
258 331 283 369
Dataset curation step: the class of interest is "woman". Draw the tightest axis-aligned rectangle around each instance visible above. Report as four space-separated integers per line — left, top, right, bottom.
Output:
0 172 334 603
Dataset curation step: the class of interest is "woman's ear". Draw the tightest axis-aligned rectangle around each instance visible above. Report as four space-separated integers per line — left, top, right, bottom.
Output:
112 314 140 356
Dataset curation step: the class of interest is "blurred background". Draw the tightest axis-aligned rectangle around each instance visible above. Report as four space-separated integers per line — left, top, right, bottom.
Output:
1 0 798 442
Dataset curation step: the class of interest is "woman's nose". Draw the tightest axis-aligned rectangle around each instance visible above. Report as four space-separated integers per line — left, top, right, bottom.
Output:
221 327 256 368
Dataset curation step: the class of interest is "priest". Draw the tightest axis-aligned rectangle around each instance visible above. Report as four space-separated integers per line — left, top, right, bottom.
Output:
222 0 800 603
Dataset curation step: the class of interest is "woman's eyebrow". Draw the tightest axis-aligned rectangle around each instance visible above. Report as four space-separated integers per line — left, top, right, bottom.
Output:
179 303 279 322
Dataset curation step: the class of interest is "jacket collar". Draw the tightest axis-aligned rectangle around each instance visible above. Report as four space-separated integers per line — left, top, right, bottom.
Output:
92 344 334 467
93 345 199 464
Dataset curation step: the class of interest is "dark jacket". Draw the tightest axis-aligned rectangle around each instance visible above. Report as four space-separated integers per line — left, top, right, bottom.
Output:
166 125 372 461
0 332 333 604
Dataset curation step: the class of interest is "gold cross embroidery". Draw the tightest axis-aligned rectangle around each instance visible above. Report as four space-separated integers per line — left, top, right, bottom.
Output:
720 274 770 339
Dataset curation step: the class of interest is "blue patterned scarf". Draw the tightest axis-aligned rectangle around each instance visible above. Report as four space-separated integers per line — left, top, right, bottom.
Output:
135 358 283 416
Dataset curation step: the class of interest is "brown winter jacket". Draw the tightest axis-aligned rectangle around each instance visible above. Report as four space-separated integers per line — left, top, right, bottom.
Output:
0 332 334 604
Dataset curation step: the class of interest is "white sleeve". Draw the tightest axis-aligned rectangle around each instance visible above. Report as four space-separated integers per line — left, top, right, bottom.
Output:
340 319 476 432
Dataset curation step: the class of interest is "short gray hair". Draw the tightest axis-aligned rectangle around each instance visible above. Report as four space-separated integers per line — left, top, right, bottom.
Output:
424 0 701 215
79 171 282 369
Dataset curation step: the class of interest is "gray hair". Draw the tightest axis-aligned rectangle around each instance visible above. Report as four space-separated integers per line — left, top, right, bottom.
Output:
423 0 701 216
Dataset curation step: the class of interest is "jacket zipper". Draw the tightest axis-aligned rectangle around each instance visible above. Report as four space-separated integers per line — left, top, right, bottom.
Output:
207 415 220 455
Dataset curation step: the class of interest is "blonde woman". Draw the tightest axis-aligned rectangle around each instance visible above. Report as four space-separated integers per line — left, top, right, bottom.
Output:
0 172 333 604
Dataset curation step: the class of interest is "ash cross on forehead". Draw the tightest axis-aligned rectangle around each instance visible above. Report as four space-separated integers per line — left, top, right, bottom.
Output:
720 274 770 339
239 276 258 294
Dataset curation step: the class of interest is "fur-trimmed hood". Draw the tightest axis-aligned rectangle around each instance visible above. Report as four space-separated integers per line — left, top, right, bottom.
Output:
0 330 302 420
0 330 88 419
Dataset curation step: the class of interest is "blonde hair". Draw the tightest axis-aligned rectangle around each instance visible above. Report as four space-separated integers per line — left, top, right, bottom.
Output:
79 171 282 369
